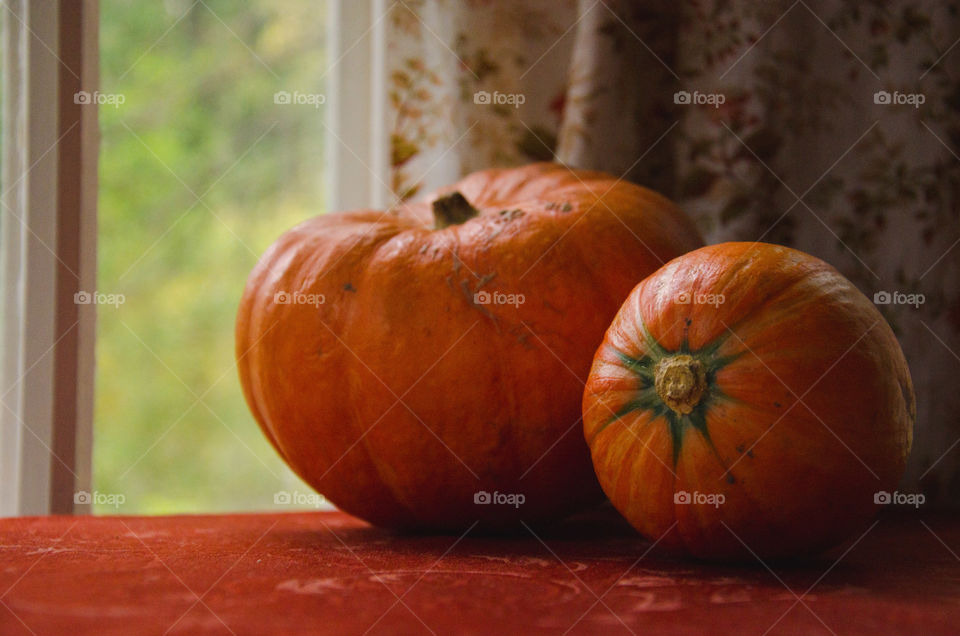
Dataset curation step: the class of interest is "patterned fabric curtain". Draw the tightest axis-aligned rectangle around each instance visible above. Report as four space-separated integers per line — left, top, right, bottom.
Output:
380 0 960 505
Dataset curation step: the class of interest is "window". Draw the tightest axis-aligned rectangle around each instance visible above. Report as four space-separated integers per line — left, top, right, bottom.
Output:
1 0 375 515
93 0 331 513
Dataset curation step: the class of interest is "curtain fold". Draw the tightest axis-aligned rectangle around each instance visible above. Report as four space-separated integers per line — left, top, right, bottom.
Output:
557 0 679 192
377 0 960 505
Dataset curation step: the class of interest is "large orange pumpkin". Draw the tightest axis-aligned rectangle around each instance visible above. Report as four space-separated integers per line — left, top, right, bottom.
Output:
583 242 915 559
236 162 703 530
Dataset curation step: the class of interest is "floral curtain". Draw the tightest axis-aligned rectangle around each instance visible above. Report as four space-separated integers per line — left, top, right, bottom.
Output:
381 0 960 505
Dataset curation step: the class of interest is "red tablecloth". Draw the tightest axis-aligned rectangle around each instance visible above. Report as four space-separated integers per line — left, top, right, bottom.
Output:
0 508 957 634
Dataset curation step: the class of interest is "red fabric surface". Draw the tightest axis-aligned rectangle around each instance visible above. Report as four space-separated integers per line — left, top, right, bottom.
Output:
0 508 958 635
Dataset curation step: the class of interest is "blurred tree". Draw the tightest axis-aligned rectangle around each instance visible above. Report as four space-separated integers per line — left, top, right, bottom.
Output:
95 0 329 513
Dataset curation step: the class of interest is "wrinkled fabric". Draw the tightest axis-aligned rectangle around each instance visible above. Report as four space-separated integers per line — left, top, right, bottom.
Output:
382 0 960 505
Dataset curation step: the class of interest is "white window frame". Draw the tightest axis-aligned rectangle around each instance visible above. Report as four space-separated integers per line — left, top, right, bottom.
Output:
326 0 391 211
0 0 98 516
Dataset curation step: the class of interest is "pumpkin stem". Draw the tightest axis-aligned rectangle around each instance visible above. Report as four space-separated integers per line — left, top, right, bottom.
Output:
654 355 707 415
432 191 480 229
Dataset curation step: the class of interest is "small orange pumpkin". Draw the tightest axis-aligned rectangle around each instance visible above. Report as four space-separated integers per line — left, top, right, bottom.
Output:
237 163 703 529
583 242 914 559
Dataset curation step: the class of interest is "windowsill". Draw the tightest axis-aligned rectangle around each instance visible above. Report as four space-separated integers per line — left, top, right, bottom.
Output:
0 508 956 633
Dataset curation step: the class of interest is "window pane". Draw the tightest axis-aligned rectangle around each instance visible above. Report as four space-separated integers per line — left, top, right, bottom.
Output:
95 0 328 513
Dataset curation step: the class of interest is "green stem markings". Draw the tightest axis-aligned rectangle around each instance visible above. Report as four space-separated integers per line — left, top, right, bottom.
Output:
602 320 742 483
